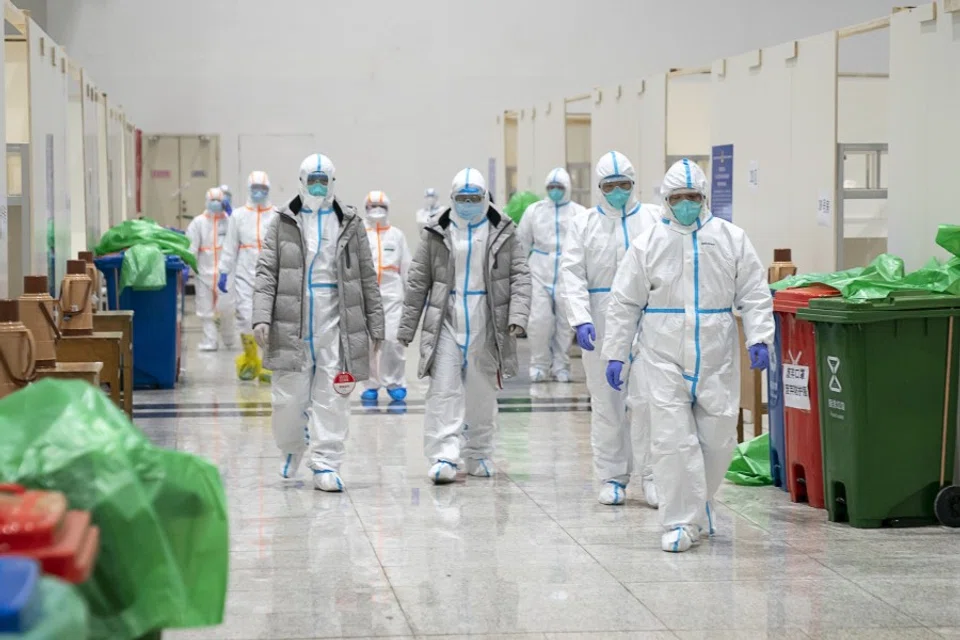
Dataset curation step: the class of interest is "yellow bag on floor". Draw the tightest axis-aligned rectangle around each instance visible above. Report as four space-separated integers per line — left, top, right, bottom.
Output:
235 334 262 381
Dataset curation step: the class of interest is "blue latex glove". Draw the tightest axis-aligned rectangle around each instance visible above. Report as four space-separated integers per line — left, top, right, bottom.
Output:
217 273 229 294
606 360 625 391
575 323 596 351
223 200 233 216
749 343 769 371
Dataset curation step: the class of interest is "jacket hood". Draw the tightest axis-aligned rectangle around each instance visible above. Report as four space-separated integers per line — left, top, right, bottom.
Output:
662 158 711 227
544 167 573 205
595 150 639 217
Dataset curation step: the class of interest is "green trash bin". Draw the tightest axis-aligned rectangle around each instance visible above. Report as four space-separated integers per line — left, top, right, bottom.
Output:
797 293 960 528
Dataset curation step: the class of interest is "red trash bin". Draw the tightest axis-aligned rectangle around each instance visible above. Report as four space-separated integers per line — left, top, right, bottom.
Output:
774 285 840 508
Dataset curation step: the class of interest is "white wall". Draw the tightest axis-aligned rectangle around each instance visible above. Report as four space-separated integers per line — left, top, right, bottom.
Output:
666 74 712 158
47 0 901 243
887 2 959 270
531 101 565 192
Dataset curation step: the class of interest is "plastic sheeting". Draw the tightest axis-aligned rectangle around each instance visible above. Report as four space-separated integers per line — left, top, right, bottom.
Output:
119 243 167 292
0 380 228 640
504 191 540 225
726 433 774 486
94 219 197 272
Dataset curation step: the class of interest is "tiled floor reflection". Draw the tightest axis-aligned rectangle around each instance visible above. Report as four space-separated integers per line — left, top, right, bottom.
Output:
150 313 959 639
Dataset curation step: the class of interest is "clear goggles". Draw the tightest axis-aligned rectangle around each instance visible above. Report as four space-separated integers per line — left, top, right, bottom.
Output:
546 182 566 191
666 190 704 206
306 172 330 187
453 191 484 204
599 177 634 194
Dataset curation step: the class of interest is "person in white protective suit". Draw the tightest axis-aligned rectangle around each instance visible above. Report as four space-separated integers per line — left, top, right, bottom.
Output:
186 187 238 351
252 154 385 492
516 167 585 383
360 190 413 403
218 170 276 381
602 159 774 552
416 188 443 231
219 184 233 216
398 168 531 484
560 151 660 507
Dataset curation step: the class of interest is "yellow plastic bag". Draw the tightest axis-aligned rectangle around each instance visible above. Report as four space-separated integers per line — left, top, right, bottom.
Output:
235 334 262 381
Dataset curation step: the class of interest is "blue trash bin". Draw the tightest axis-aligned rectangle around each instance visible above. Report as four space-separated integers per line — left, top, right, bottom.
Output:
767 310 788 490
95 252 184 389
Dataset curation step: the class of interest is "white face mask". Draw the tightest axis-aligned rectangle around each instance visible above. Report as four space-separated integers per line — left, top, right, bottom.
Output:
367 206 388 222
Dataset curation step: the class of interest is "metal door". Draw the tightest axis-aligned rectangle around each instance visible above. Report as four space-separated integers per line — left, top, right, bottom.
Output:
141 135 219 229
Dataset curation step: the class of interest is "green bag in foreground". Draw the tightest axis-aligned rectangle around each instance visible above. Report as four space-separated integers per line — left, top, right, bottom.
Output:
504 191 541 225
0 380 228 640
120 243 167 292
95 219 197 272
726 433 774 486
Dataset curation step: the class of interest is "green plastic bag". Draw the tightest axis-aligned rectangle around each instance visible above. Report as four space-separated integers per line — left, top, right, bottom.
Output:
119 243 167 292
94 219 197 272
725 433 773 486
504 191 541 225
0 381 228 640
0 577 90 639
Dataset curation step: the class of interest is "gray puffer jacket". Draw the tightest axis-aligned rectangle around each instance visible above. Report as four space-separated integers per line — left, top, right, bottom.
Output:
252 196 385 377
398 207 531 379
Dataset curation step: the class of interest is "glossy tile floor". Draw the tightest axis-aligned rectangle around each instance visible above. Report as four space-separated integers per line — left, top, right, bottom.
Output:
148 312 960 640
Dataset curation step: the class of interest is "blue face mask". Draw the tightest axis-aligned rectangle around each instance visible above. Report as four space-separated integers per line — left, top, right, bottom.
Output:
454 201 485 221
604 187 631 211
250 188 269 204
671 200 703 226
207 201 224 213
547 188 565 203
307 184 328 198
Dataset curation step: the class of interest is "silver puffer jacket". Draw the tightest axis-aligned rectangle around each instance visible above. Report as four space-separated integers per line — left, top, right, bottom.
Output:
398 207 531 379
252 196 385 377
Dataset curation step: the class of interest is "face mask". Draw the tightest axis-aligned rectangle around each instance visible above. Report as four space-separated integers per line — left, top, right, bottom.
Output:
207 201 224 213
604 187 631 210
426 196 438 208
250 188 269 204
547 188 565 203
454 201 485 221
367 207 388 221
671 200 703 226
307 184 328 198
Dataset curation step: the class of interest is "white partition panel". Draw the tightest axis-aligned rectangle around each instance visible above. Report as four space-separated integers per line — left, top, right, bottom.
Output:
124 123 137 218
591 76 667 202
516 107 535 194
97 94 109 235
67 68 86 256
107 105 124 226
5 40 28 296
4 42 28 144
710 34 838 273
28 21 70 285
0 37 6 297
887 3 958 270
532 100 565 188
82 74 101 247
666 74 711 157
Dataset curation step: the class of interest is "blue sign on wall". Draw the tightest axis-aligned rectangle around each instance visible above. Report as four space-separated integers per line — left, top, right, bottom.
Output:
711 144 734 222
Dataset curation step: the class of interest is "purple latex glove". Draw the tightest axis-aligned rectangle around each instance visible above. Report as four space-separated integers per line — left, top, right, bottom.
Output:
217 273 229 294
575 323 596 351
749 343 769 371
606 360 625 391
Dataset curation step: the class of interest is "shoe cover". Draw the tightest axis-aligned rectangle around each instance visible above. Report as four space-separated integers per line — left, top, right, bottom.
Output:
280 452 304 479
529 368 547 383
313 469 344 492
235 334 262 381
198 342 218 352
361 388 379 401
429 460 457 484
598 480 626 505
661 526 698 553
642 477 659 508
465 458 493 477
387 387 407 401
555 370 571 383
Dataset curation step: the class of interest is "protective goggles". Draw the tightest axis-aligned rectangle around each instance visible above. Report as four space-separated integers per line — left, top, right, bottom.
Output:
546 182 566 191
666 190 704 206
306 172 330 187
599 177 634 194
453 192 484 204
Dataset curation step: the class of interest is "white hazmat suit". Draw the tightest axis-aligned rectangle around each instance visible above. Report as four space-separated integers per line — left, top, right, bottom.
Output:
416 188 443 231
560 151 659 505
186 187 238 351
362 190 412 401
272 154 352 492
517 168 584 382
602 159 775 551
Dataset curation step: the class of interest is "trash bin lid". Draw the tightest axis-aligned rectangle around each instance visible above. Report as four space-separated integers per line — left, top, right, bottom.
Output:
773 285 841 315
798 291 960 324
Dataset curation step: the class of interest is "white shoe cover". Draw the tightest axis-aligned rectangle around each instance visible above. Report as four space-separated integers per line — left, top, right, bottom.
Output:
555 370 571 383
280 452 304 480
529 368 547 383
642 477 659 508
661 526 698 553
598 480 626 505
429 460 457 484
465 458 493 477
198 342 218 352
313 469 344 492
